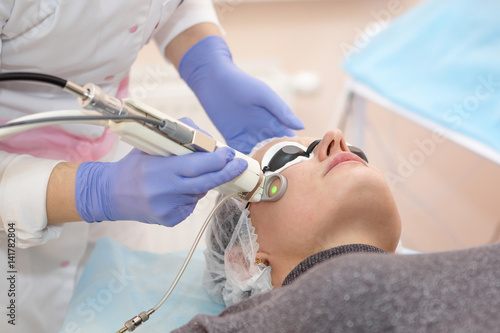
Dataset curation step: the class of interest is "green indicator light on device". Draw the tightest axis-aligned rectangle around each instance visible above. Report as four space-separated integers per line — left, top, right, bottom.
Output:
271 186 278 195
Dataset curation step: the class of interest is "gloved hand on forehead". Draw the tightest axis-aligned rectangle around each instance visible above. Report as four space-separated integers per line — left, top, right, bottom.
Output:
74 129 248 227
179 35 305 154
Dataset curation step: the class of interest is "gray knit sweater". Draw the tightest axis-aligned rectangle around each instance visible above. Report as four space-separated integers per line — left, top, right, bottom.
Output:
173 243 500 332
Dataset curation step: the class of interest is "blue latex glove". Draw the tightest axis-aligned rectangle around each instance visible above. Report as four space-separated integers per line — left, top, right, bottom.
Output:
179 35 305 154
75 146 248 227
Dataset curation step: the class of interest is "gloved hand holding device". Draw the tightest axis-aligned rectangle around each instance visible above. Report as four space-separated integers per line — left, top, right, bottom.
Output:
179 35 305 154
75 146 248 227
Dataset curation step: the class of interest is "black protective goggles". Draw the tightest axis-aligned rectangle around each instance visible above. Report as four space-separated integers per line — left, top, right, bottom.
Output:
262 139 368 173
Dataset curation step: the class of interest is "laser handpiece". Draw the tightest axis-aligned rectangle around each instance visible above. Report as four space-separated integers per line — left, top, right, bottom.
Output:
64 81 287 203
0 72 287 202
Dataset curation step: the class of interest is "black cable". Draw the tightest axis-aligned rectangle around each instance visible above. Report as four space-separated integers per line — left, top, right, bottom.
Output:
0 72 67 88
0 115 165 129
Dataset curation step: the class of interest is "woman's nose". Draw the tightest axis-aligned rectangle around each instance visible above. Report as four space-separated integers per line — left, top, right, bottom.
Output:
316 129 349 162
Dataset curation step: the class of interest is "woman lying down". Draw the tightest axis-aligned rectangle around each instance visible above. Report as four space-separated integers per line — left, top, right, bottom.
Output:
173 129 500 333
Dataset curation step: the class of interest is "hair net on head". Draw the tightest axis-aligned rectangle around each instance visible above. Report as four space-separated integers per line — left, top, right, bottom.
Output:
203 137 295 306
203 196 273 307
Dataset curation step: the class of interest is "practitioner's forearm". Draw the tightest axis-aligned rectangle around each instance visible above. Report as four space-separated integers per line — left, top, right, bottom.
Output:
165 22 222 69
46 162 83 224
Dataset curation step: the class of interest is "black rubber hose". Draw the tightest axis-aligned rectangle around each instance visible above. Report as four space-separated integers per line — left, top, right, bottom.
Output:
0 72 67 88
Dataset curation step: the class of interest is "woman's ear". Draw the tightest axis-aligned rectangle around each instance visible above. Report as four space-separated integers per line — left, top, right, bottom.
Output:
255 251 270 266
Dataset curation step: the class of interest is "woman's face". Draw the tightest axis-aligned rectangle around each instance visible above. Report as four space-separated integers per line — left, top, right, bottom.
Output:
249 129 401 266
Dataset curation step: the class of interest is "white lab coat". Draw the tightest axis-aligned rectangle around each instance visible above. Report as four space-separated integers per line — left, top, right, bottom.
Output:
0 1 219 332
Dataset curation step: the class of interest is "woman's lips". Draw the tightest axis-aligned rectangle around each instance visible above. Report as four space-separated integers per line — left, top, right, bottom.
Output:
325 152 368 175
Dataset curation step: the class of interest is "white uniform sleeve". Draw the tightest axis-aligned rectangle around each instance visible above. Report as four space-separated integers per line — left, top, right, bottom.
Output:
0 1 13 27
0 0 13 65
153 0 222 57
0 152 64 248
0 1 64 248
